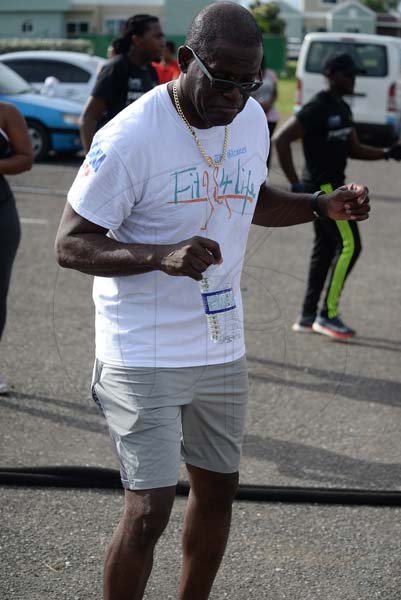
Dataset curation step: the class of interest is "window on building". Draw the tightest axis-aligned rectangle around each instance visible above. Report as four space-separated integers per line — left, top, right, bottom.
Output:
21 20 34 34
104 19 126 35
66 22 90 37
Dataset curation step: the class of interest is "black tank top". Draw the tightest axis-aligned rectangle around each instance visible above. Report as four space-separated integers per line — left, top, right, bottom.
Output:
0 127 13 202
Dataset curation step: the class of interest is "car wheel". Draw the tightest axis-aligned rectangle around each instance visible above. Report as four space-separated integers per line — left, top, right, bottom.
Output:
26 120 50 161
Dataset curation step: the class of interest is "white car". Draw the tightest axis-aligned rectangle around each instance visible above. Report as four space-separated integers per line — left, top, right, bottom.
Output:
0 50 106 104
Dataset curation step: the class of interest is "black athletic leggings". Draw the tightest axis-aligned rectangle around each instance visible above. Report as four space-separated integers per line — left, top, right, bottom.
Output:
301 217 361 319
0 182 20 340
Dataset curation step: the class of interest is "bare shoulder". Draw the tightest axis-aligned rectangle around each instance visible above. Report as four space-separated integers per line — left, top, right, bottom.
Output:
0 102 26 131
0 101 21 118
0 101 14 126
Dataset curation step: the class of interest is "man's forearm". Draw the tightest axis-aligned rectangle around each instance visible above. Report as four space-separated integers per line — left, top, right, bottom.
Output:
252 183 369 227
0 154 33 175
273 139 299 184
350 144 386 161
79 119 97 154
56 231 222 281
252 185 316 227
56 233 162 277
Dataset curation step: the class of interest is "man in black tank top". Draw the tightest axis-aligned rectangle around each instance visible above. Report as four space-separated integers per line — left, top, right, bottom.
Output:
80 14 165 153
274 52 401 340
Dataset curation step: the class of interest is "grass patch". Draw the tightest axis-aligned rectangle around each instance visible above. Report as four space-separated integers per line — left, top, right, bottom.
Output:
277 77 296 119
275 60 296 119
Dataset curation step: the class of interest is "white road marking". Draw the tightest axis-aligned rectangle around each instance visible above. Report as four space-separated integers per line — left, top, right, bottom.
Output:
12 185 67 197
20 217 49 225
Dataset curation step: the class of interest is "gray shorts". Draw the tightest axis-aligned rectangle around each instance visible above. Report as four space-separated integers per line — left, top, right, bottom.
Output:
91 357 249 490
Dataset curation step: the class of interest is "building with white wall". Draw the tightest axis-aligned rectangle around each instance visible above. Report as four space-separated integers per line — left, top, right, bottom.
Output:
67 0 163 36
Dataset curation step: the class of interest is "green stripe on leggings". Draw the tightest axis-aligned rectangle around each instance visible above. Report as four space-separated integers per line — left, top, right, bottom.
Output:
326 220 355 319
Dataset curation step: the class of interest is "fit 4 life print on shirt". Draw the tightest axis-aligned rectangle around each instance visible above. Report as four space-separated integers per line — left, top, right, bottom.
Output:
169 154 258 231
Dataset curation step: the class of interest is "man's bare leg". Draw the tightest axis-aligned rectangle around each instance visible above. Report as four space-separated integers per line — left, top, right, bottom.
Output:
104 486 176 600
178 465 238 600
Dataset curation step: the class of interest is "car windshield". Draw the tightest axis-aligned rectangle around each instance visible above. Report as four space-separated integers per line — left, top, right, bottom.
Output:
0 63 31 94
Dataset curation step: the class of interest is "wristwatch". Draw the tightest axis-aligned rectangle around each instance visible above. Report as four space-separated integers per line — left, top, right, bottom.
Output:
310 190 325 218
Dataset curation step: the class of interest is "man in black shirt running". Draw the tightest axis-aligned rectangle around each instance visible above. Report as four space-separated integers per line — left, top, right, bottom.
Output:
274 52 401 340
80 14 165 153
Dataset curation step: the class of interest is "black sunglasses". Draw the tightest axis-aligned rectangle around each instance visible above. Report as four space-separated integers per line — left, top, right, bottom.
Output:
186 46 263 94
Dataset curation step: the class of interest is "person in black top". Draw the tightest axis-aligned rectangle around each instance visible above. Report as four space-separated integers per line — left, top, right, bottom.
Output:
80 14 165 153
274 53 401 340
0 102 33 393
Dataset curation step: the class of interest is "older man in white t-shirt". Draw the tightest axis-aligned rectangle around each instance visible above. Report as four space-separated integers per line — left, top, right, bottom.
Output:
55 4 369 599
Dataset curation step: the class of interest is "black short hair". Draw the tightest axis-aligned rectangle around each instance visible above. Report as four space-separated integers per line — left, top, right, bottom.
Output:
123 14 159 38
322 52 358 76
117 14 159 54
186 1 262 58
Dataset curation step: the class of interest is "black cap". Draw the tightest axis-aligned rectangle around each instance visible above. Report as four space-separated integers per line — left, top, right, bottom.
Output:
322 52 360 76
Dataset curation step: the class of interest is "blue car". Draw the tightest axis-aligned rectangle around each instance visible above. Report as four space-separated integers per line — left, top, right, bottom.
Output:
0 62 83 160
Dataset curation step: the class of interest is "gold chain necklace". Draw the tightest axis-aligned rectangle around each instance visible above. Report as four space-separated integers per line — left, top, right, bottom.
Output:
172 81 229 169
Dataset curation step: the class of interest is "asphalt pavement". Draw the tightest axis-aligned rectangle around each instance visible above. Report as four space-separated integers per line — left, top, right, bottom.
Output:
1 146 400 599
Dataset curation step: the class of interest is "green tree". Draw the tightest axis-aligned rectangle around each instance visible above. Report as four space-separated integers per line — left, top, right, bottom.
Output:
249 1 286 35
360 0 386 11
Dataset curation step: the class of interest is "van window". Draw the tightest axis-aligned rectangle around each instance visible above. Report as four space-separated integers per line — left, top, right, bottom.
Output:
306 41 388 77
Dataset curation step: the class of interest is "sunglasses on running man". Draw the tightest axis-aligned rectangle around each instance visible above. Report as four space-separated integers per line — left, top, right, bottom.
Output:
186 46 263 94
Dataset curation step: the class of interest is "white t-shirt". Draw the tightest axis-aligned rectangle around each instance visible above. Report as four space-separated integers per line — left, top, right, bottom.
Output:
68 84 269 367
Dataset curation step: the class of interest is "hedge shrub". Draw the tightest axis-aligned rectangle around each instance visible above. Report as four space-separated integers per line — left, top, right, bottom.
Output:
0 38 94 54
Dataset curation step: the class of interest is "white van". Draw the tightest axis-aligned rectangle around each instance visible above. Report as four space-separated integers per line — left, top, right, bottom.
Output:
296 32 401 146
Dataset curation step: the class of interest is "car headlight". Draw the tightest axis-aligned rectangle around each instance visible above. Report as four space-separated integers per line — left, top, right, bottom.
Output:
62 114 80 125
